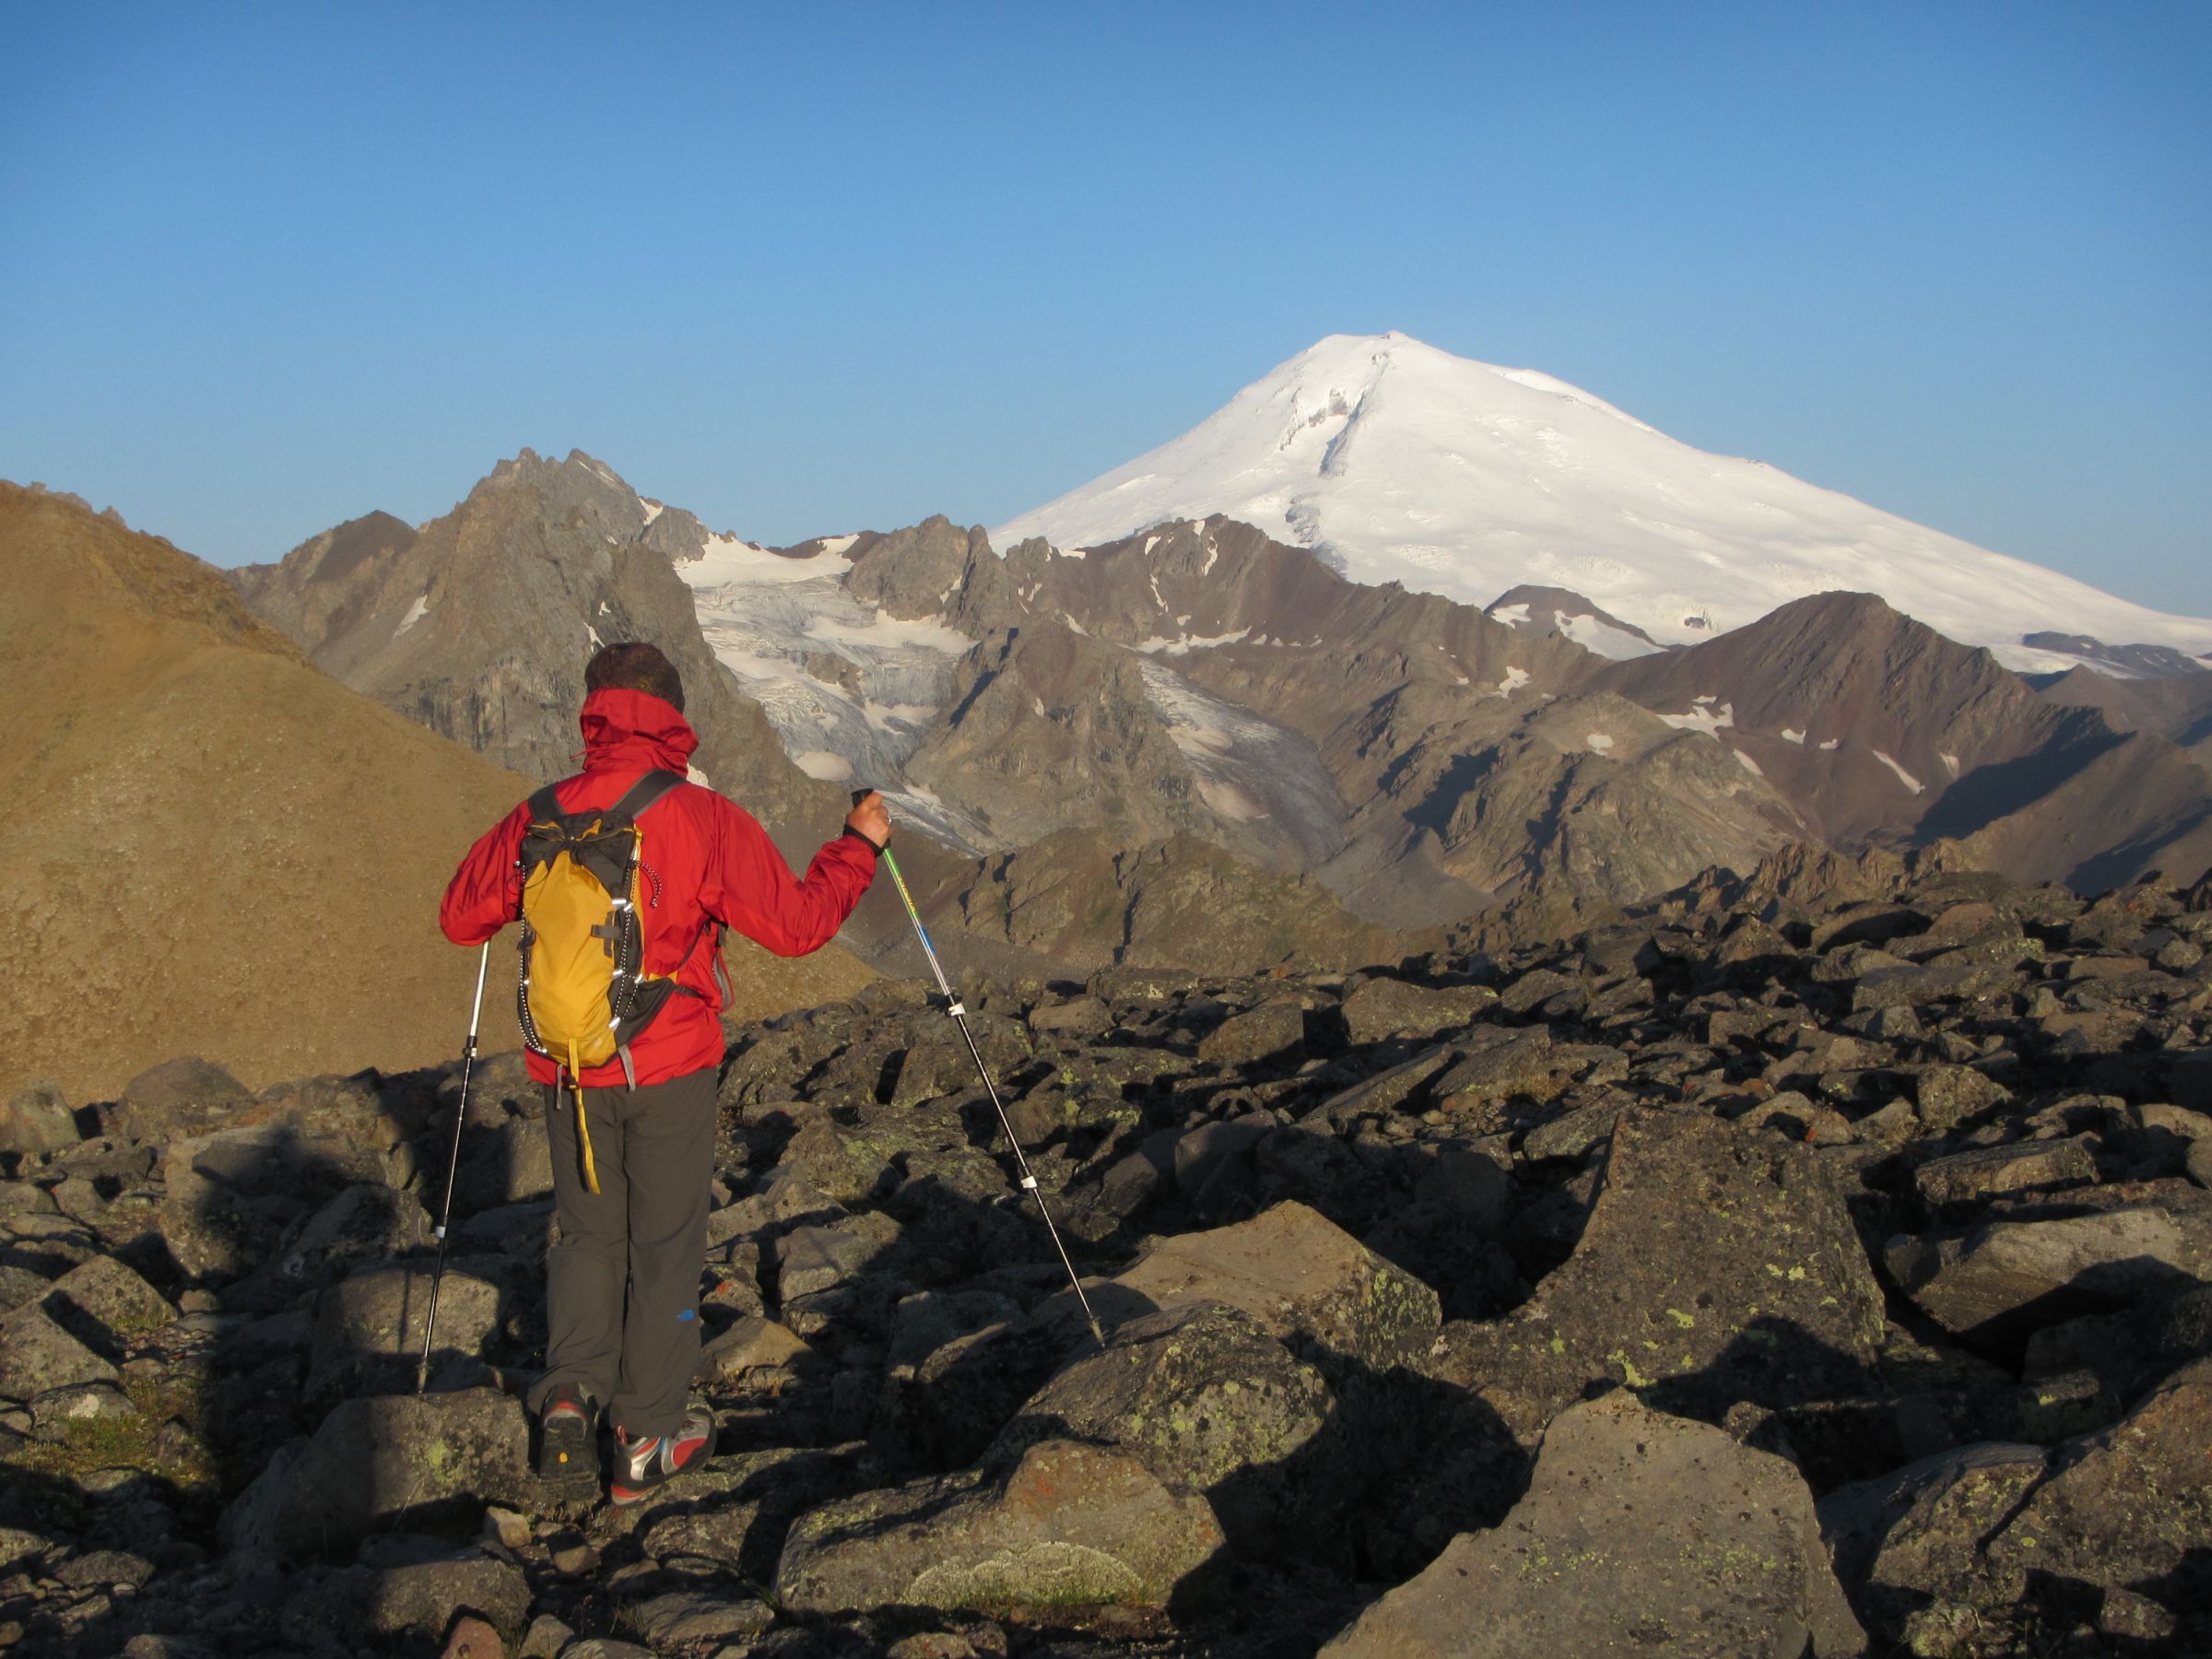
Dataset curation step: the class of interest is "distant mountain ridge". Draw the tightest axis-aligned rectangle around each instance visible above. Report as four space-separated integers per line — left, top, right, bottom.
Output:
231 453 1405 977
991 332 2212 676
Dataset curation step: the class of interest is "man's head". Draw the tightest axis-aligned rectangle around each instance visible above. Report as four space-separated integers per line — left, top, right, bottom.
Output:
584 641 685 712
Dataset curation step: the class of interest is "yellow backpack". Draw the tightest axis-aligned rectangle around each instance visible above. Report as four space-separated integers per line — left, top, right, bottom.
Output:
515 770 689 1192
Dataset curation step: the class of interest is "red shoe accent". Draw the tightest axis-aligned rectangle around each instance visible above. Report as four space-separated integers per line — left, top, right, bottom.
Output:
608 1406 713 1505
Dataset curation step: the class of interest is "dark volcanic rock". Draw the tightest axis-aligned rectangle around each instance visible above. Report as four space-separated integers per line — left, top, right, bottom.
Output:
1430 1109 1884 1436
1101 1200 1441 1371
1885 1204 2212 1355
221 1387 534 1562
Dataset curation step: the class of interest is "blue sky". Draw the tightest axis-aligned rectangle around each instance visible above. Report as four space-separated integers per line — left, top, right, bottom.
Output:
4 2 2207 614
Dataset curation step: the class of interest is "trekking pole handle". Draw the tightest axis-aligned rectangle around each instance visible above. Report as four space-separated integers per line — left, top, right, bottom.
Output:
853 788 954 998
464 937 489 1042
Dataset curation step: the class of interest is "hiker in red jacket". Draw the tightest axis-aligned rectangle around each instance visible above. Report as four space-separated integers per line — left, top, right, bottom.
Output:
441 641 885 1502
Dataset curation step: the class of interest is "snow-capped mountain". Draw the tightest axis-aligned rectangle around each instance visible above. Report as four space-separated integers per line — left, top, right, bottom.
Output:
992 333 2212 673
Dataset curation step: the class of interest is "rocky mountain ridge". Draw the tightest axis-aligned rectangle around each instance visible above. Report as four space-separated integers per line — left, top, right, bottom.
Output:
2 851 2208 1653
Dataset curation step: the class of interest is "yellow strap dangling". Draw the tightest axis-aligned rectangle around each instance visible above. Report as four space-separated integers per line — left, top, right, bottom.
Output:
569 1040 601 1194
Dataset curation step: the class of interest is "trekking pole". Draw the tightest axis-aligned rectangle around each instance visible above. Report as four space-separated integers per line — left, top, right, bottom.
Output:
418 941 490 1394
856 792 1108 1346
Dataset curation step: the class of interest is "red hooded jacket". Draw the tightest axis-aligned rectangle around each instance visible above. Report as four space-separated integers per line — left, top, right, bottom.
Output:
440 687 877 1088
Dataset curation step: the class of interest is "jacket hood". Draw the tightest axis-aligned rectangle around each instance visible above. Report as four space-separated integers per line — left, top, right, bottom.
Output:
579 687 700 774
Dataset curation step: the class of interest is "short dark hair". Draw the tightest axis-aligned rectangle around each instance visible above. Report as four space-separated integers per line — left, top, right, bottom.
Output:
585 641 685 712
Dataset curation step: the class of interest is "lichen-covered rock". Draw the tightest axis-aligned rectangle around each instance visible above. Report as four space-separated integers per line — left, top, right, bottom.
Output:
39 1254 173 1356
1195 997 1307 1067
1103 1200 1441 1371
1982 1359 2212 1622
1819 1361 2212 1646
1321 1391 1865 1657
157 1122 393 1281
224 1182 433 1312
776 1439 1226 1616
1340 979 1494 1047
0 1299 116 1399
1817 1441 2048 1629
1430 1109 1884 1435
988 1301 1343 1563
220 1387 533 1561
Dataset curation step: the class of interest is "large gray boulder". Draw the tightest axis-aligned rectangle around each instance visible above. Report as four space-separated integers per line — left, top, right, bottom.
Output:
618 1443 867 1586
1817 1441 2050 1633
157 1122 393 1281
776 1438 1226 1616
1430 1110 1884 1436
1100 1200 1441 1371
1818 1360 2212 1644
0 1081 79 1156
0 1299 116 1399
115 1055 253 1142
1340 978 1496 1047
1980 1359 2212 1626
988 1301 1345 1563
220 1387 533 1561
306 1261 506 1400
1885 1204 2212 1352
41 1254 173 1348
1321 1390 1865 1657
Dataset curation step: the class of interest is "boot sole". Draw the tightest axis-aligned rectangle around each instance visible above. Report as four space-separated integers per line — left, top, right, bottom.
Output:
536 1410 599 1503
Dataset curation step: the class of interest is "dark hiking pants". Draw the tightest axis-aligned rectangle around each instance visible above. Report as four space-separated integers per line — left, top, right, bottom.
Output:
526 1065 715 1438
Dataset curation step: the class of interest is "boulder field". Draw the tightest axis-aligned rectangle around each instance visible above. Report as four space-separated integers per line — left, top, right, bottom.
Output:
2 858 2209 1655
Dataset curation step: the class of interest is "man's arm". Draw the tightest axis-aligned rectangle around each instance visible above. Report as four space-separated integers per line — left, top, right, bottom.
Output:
703 793 881 958
440 799 531 945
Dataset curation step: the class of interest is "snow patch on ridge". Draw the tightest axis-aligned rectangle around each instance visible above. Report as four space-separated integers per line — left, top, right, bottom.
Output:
1872 751 1926 795
1133 629 1252 657
1556 610 1664 661
396 594 429 634
680 534 838 588
1657 701 1735 738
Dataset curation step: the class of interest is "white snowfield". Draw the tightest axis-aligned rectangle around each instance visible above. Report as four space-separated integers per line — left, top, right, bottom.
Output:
991 332 2212 670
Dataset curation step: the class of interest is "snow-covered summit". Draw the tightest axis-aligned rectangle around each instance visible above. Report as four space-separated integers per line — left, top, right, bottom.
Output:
992 332 2212 669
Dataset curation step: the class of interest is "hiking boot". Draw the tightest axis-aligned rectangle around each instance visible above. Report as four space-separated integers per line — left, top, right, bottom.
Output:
535 1384 600 1500
608 1404 715 1506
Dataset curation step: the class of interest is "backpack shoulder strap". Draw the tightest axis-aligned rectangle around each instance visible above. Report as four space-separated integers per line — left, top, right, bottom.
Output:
524 783 566 824
610 769 686 823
